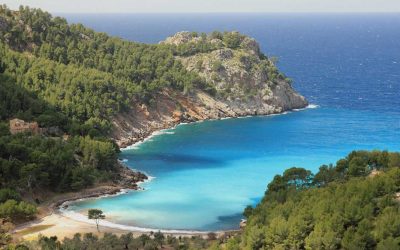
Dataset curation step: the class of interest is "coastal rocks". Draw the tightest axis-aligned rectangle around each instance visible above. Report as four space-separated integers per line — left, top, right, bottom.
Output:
215 48 234 60
116 163 148 190
44 163 149 215
54 186 127 211
173 110 183 122
240 37 260 55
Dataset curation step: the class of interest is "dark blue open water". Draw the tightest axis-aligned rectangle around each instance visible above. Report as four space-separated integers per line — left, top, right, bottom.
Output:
63 14 400 231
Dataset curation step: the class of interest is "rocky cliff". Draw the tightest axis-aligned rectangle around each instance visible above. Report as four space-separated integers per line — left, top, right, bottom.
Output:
112 31 308 147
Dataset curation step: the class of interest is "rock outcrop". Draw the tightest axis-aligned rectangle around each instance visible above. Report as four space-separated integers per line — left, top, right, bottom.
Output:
116 163 148 190
112 31 308 148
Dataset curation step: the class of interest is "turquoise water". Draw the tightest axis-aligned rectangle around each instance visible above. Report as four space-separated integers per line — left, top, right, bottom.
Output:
65 14 400 231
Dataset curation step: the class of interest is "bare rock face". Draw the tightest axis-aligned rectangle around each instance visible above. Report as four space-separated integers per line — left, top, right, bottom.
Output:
117 164 148 189
162 31 197 45
113 31 308 147
172 31 308 114
240 37 260 55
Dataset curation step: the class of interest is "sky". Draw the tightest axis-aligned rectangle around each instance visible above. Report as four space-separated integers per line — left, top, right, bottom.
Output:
2 0 400 13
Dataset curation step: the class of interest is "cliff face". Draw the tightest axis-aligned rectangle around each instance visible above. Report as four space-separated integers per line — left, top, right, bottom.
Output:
112 32 308 147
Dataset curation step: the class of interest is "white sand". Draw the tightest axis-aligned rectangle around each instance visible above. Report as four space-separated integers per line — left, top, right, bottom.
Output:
14 213 132 241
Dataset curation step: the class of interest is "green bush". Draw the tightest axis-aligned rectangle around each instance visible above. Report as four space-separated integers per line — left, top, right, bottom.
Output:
0 189 21 203
222 32 243 49
0 199 36 221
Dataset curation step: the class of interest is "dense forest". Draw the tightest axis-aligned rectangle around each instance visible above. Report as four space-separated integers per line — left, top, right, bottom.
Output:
0 5 211 133
228 150 400 250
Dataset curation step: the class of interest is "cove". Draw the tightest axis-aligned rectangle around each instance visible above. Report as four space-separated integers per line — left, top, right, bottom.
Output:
65 106 400 231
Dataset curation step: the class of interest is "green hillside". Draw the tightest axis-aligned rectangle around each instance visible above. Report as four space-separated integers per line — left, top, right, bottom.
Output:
226 150 400 250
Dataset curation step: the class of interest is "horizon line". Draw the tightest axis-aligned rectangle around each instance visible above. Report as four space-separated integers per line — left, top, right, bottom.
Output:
56 11 400 14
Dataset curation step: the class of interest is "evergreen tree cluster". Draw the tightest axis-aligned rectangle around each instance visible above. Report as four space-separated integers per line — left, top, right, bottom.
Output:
227 150 400 250
0 5 214 133
170 31 253 57
23 232 211 250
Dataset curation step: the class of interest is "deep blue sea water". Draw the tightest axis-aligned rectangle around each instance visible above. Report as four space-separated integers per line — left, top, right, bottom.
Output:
63 14 400 231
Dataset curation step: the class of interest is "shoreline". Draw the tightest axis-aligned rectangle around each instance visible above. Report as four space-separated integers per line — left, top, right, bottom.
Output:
14 104 318 240
120 103 319 151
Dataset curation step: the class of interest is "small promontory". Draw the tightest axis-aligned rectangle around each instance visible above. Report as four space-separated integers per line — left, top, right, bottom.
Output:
113 31 307 147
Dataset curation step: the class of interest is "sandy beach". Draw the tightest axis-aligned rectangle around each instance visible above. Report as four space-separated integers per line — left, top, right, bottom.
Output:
13 212 134 241
13 210 227 242
13 185 216 242
11 183 128 240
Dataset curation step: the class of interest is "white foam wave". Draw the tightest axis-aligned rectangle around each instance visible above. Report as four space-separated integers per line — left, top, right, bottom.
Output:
292 104 319 111
136 174 156 186
237 115 253 119
306 104 319 109
121 129 175 151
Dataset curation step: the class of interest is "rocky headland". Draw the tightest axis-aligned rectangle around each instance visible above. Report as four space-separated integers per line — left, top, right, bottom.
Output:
112 31 308 148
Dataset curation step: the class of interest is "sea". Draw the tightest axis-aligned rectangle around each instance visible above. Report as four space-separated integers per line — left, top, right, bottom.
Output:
61 13 400 231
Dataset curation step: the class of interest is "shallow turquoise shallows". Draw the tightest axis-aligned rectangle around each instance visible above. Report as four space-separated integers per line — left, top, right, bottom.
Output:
65 14 400 231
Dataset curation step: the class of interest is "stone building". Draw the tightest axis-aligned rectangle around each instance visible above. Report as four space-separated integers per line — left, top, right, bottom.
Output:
9 118 40 135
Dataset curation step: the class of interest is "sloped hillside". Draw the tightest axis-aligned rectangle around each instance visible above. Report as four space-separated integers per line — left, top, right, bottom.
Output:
0 5 306 149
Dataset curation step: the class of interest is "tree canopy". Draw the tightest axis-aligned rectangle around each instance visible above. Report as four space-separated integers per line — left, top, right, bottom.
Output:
228 150 400 250
88 209 106 232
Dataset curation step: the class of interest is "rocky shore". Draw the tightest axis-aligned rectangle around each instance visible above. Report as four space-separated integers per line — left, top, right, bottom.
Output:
114 90 308 148
114 163 148 190
55 163 148 210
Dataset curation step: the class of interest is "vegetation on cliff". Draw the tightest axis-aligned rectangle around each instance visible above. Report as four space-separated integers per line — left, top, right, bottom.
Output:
162 31 307 112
